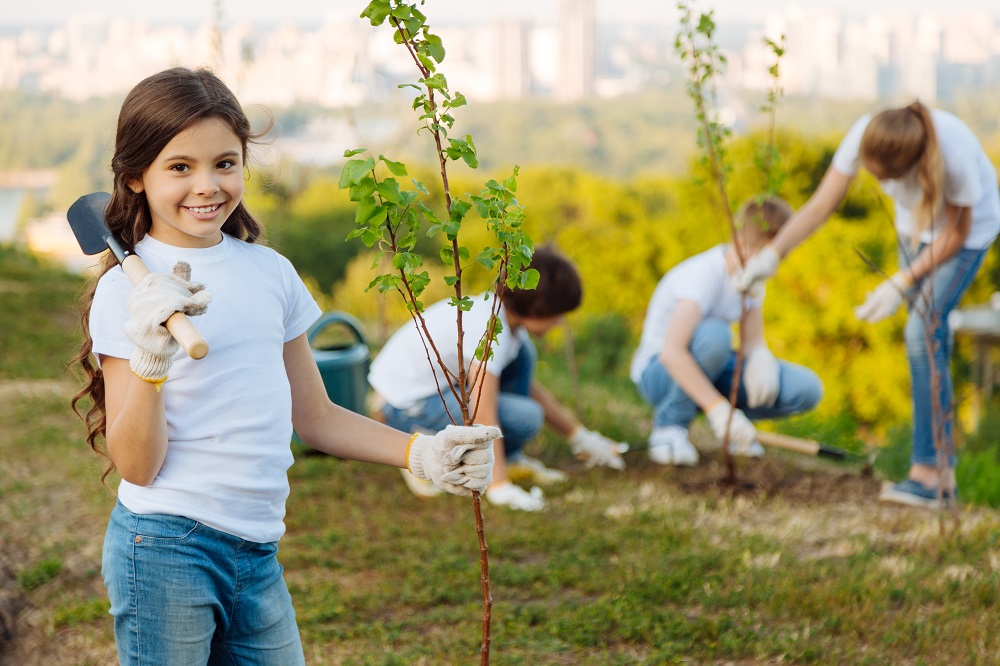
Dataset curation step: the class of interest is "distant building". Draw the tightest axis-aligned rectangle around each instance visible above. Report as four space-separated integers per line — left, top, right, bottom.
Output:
556 0 595 102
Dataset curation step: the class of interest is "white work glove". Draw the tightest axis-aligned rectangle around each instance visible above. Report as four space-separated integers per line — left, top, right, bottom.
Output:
407 424 499 496
743 346 780 408
485 482 545 512
569 427 627 470
706 401 758 456
731 244 780 295
855 272 911 324
125 262 211 382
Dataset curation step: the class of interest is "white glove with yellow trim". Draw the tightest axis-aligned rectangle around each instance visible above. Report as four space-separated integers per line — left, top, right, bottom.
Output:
407 424 499 495
125 262 211 384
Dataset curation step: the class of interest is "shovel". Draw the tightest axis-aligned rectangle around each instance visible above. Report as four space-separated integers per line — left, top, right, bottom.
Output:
67 192 209 359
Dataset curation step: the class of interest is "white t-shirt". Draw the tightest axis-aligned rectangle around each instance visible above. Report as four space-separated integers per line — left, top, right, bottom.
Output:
831 109 1000 249
369 294 526 409
90 234 321 543
629 245 762 383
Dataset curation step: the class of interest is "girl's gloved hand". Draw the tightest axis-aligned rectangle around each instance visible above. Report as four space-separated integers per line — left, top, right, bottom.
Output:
855 272 911 324
407 424 499 495
569 427 628 470
125 262 211 382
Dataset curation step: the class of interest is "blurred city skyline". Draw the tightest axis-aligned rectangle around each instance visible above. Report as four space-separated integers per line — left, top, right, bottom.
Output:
3 0 999 27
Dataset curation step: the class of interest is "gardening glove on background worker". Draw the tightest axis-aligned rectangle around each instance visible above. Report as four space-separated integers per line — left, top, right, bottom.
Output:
125 261 211 384
732 244 780 295
407 424 499 495
485 481 545 512
743 345 780 408
855 272 912 324
569 426 628 470
706 400 760 457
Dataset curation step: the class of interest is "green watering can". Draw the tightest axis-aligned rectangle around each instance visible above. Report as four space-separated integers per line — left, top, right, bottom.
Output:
307 311 371 415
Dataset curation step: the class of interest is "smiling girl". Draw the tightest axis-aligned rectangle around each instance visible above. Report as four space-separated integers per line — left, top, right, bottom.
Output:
71 67 498 664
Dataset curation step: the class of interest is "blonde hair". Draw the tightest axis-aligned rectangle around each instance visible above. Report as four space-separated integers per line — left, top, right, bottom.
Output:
736 196 793 253
860 100 944 244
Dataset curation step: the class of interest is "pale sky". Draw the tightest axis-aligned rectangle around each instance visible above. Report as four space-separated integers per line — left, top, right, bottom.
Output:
3 0 998 27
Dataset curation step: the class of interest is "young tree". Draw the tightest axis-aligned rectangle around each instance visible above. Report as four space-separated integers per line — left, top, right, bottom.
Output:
339 2 537 662
675 1 786 478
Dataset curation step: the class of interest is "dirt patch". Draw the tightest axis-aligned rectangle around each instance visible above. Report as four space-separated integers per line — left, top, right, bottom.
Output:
674 452 882 506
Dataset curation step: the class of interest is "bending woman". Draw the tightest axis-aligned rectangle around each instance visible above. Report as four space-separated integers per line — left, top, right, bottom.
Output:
735 101 1000 508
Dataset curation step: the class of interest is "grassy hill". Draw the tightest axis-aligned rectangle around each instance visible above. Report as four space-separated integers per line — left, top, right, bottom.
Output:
3 245 1000 664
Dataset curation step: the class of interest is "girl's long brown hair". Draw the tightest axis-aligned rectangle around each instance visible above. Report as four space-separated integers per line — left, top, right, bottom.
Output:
860 100 944 246
70 67 271 484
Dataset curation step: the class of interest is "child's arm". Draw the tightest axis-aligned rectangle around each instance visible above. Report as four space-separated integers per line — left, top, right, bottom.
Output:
662 299 759 452
530 381 577 438
531 381 627 470
285 333 414 466
659 299 725 411
286 334 496 494
102 263 211 486
103 355 169 486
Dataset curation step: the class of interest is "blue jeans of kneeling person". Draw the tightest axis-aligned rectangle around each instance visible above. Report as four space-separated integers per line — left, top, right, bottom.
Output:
899 240 987 469
382 338 543 460
103 501 305 665
635 318 824 429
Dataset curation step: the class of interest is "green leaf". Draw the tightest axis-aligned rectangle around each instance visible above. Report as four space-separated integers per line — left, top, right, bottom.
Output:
376 178 404 205
425 34 445 62
450 296 474 312
343 147 367 157
444 275 459 286
360 0 391 26
355 197 379 226
476 250 496 270
380 156 408 176
519 268 540 290
421 73 448 91
349 176 377 201
338 156 375 189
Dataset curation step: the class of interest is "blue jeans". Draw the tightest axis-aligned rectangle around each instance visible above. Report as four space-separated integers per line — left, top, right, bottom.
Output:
102 502 304 665
900 241 988 467
635 319 823 428
382 339 543 459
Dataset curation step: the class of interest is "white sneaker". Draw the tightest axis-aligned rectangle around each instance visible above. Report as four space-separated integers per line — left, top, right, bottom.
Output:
486 482 545 511
648 426 699 466
730 440 765 458
507 454 568 485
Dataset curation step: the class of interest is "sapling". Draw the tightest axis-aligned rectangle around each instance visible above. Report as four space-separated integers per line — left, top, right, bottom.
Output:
676 2 788 478
339 2 536 663
675 2 741 476
861 195 962 524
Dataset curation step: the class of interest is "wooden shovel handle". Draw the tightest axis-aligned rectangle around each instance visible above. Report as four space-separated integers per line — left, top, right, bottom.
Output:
121 255 209 360
756 431 821 456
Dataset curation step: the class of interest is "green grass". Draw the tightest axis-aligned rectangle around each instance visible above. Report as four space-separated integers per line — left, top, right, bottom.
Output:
5 245 1000 664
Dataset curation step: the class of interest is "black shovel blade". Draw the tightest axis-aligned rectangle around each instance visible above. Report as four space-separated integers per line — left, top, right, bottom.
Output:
67 192 113 255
